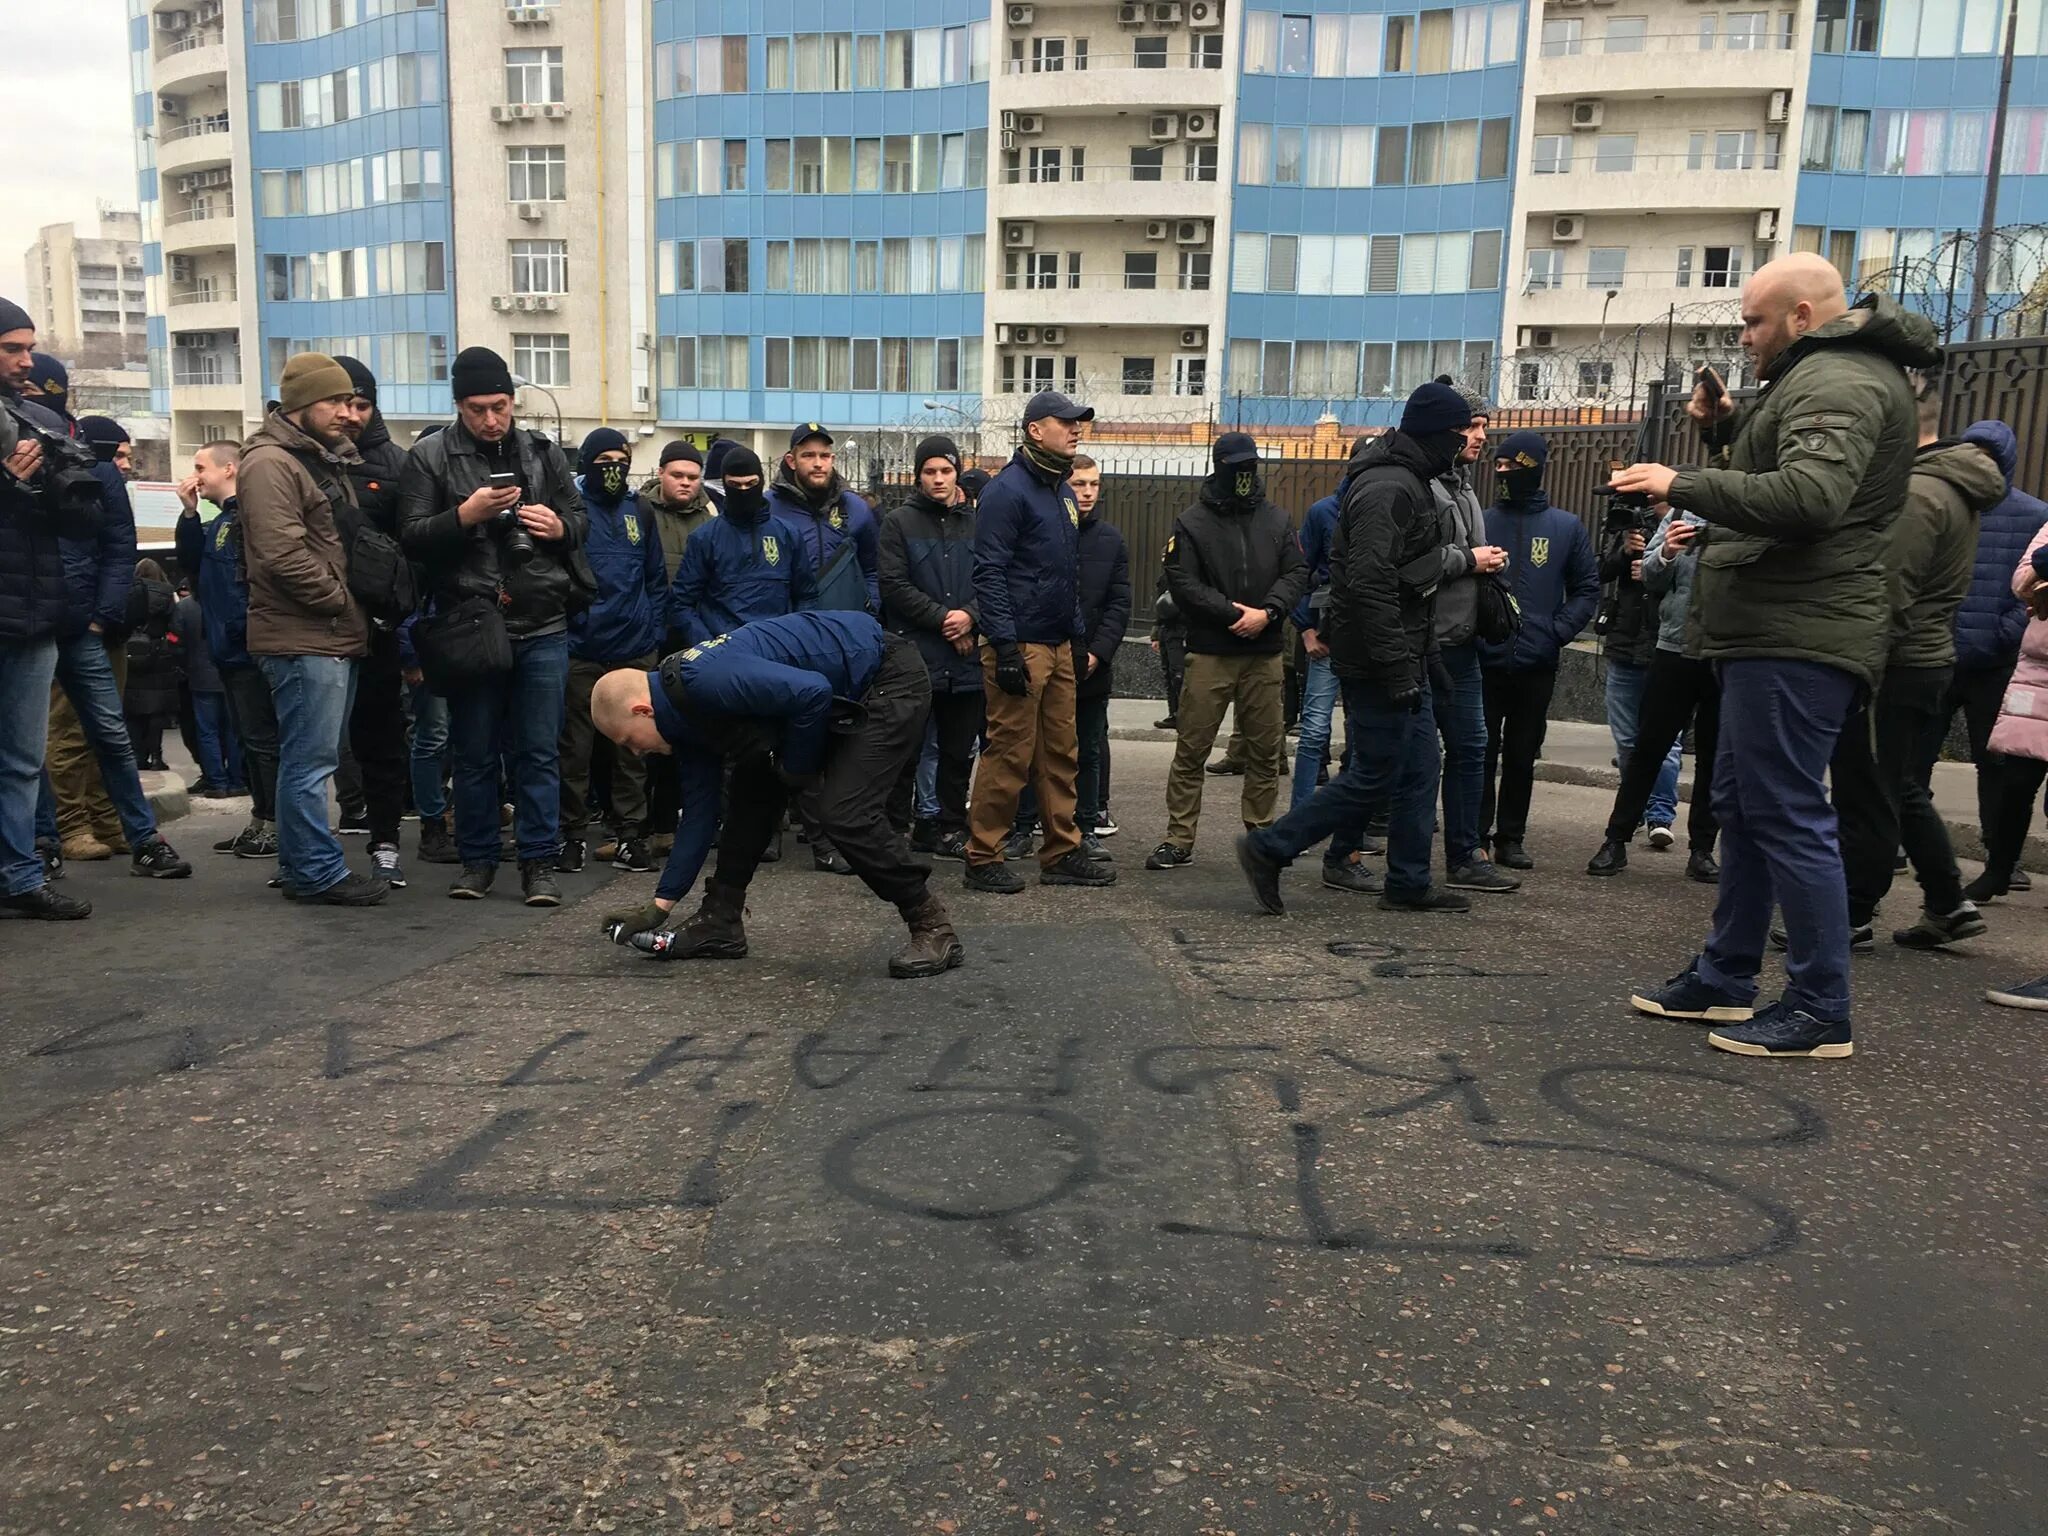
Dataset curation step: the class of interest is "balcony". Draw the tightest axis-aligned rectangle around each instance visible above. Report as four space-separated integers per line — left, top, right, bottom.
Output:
989 275 1221 331
160 198 237 255
993 54 1231 113
168 280 240 334
1521 154 1789 215
157 113 233 175
1513 270 1745 330
992 166 1229 224
154 29 228 91
1530 31 1800 100
170 356 243 414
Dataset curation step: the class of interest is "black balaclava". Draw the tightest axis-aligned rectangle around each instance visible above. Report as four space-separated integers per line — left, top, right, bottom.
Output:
721 447 769 524
1497 430 1547 502
1210 430 1262 508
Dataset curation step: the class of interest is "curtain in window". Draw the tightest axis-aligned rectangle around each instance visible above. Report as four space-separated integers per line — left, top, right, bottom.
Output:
1306 126 1343 186
1313 15 1347 74
1237 122 1270 183
1442 119 1478 181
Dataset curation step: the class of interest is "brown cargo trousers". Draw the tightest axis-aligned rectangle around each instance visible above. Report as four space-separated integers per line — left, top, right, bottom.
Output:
1163 650 1285 850
967 641 1081 868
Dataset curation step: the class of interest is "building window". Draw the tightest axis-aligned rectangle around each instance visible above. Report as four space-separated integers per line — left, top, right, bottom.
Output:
1603 15 1648 50
505 47 564 105
1123 357 1157 396
1278 13 1313 73
1173 355 1208 397
1134 35 1170 66
507 145 567 201
510 239 567 294
1125 252 1158 290
1594 134 1636 172
1179 250 1212 290
1186 143 1219 182
1586 247 1627 288
1192 33 1225 68
1526 248 1562 290
1130 144 1166 183
1532 134 1571 173
1702 245 1744 287
1578 360 1615 395
1541 16 1583 53
512 333 570 387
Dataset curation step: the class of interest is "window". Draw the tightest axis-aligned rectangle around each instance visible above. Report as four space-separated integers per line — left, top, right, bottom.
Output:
1174 355 1208 397
1604 15 1647 50
1135 35 1170 67
1238 122 1271 184
1542 16 1583 54
1187 144 1220 182
1131 145 1165 182
1803 106 1837 169
1279 13 1313 73
505 47 564 105
1031 36 1066 71
1702 245 1744 287
1578 361 1615 395
1470 230 1504 288
510 239 567 294
507 145 566 201
1028 145 1064 183
1385 14 1413 68
1417 8 1454 70
1306 126 1343 186
1726 10 1770 48
1273 126 1304 183
1532 134 1571 173
1124 252 1159 290
1479 117 1512 178
1586 247 1627 288
1179 250 1212 290
1123 356 1157 396
1836 109 1871 170
1490 2 1521 61
512 333 570 387
1526 247 1563 290
1268 234 1299 292
1594 134 1636 171
1451 5 1490 67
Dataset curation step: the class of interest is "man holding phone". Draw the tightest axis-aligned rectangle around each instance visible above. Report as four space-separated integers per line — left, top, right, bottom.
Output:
397 346 589 906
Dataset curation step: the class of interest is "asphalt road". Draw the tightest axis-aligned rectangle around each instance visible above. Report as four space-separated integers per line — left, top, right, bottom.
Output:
1 745 2042 1535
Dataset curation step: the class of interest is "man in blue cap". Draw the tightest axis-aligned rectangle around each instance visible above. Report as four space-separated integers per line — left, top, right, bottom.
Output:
1236 381 1474 916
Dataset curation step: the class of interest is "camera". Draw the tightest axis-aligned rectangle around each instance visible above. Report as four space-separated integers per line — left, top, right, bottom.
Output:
494 504 536 567
1592 482 1659 541
1 397 104 532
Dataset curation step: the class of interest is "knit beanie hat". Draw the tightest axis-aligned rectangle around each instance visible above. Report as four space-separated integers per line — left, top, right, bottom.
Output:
703 438 737 480
333 354 378 404
278 352 356 413
450 345 516 401
577 426 631 475
660 439 703 467
76 415 130 464
0 297 32 336
1399 381 1474 437
1435 373 1491 420
914 434 962 474
720 446 765 482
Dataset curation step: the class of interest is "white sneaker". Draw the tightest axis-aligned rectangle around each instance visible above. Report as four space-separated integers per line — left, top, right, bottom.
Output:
1646 823 1675 850
1095 813 1120 837
370 841 407 889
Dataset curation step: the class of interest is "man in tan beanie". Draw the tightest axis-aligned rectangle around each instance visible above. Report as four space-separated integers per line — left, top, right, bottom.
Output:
236 352 387 905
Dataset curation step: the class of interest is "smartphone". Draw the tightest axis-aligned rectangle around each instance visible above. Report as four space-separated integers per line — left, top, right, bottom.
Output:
1694 365 1726 406
487 471 520 490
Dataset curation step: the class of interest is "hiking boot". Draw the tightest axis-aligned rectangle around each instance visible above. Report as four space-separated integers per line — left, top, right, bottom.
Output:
214 817 259 855
416 815 459 864
311 871 390 907
1770 921 1875 952
1629 960 1753 1022
612 837 653 873
61 833 112 862
667 881 749 958
0 885 91 920
370 841 407 889
1322 860 1383 895
1235 832 1285 915
1892 902 1986 949
1379 885 1470 912
1206 757 1246 776
1446 858 1520 893
1041 850 1116 887
520 860 562 907
911 819 941 854
337 805 371 836
889 893 966 979
557 837 587 873
1707 1002 1853 1059
814 847 854 876
932 829 969 861
1586 839 1628 877
964 860 1028 895
449 863 496 899
1985 973 2048 1010
131 836 192 880
1153 714 1178 731
1145 841 1194 871
1493 839 1533 870
1685 850 1719 883
1646 823 1675 851
1004 826 1036 862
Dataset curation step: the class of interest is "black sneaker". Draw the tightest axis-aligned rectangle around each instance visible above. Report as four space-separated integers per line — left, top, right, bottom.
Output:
1685 850 1719 883
1153 714 1178 731
449 863 496 899
1707 1002 1853 1059
1095 813 1119 837
1379 885 1470 912
1206 757 1246 776
1586 839 1628 877
911 819 941 854
521 860 562 907
311 871 390 907
1145 841 1194 871
964 861 1027 895
0 885 91 920
814 848 854 876
1322 861 1383 895
1893 903 1986 949
612 837 654 873
370 842 407 889
1963 870 2005 903
557 838 587 873
932 830 970 861
237 822 279 859
1493 839 1534 870
131 836 193 880
1041 850 1116 887
1769 921 1875 952
337 806 372 836
1446 859 1520 893
1985 974 2048 1010
1235 832 1285 915
37 838 64 882
2012 867 2032 892
213 821 253 855
416 816 460 865
1004 827 1036 862
1080 832 1110 860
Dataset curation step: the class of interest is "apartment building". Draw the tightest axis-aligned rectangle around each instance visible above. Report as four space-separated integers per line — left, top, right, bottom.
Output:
22 211 150 368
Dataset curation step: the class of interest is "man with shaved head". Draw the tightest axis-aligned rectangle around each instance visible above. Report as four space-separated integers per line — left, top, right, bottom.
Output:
1612 253 1940 1060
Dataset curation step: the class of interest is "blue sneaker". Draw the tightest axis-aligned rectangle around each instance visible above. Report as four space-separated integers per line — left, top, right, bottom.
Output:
1629 960 1754 1022
1707 1002 1853 1059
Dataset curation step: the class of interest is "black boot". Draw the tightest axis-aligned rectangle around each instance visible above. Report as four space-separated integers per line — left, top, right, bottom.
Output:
1586 839 1628 877
520 860 562 907
417 814 460 865
668 881 750 958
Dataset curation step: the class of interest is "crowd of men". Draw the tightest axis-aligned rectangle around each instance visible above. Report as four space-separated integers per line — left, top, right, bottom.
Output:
6 250 2048 1053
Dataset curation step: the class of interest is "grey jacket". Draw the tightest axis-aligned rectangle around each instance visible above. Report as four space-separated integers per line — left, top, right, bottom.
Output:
1640 509 1705 654
1430 470 1486 646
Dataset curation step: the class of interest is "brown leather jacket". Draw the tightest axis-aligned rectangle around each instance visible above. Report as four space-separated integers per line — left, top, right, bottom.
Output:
238 409 369 659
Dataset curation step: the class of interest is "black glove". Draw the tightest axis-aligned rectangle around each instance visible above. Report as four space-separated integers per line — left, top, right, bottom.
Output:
602 901 667 945
1390 683 1423 714
994 643 1029 697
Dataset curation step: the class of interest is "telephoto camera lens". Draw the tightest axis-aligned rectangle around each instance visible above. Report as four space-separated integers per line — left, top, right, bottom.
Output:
497 506 537 566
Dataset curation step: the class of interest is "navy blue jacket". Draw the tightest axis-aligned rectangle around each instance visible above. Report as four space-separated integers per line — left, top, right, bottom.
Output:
878 489 982 693
668 501 818 647
174 501 252 670
1954 420 2048 672
973 450 1085 646
767 471 880 611
58 461 137 638
1478 492 1599 672
1076 513 1132 700
570 483 669 663
649 611 889 901
1291 490 1341 631
0 394 84 641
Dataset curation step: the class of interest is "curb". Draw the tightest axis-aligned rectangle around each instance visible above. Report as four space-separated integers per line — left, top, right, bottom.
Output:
140 770 192 826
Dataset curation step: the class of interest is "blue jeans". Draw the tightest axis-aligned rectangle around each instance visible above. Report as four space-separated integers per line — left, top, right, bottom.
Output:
53 628 159 848
0 637 60 896
446 632 570 866
35 772 58 844
407 679 451 822
1432 641 1488 867
1253 675 1442 897
1697 658 1859 1022
1289 655 1340 807
1605 658 1681 828
192 689 242 790
258 654 359 895
914 716 940 822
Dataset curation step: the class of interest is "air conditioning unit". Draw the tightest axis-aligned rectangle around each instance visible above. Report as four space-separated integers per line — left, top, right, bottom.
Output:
1570 99 1604 130
1004 220 1036 248
507 4 552 21
1016 113 1045 134
492 294 514 312
158 95 184 115
1118 1 1147 24
156 10 191 32
533 295 560 312
1721 327 1742 347
1184 111 1217 140
996 324 1015 345
1145 220 1170 240
198 168 230 188
1766 90 1790 123
1179 326 1208 348
516 201 543 221
1689 329 1710 348
170 255 195 283
196 0 221 21
490 104 514 122
1175 219 1210 245
1001 129 1018 151
1008 3 1035 24
1153 1 1185 21
1013 325 1039 345
175 332 217 349
1150 113 1181 141
1755 209 1779 241
510 294 533 312
1188 0 1224 28
540 103 569 118
1552 215 1585 241
1518 328 1557 349
1001 110 1018 130
509 103 537 119
1041 326 1066 345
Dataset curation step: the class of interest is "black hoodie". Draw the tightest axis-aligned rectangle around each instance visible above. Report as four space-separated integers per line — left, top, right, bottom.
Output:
1163 471 1308 657
1325 430 1457 695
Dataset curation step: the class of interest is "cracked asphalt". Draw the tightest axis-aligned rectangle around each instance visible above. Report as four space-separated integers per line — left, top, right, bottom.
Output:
1 740 2042 1535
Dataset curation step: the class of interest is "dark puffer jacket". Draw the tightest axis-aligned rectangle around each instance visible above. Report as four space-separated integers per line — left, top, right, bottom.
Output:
972 449 1085 646
344 407 407 534
58 460 137 639
1953 419 2048 673
122 575 180 717
879 489 981 692
1076 512 1131 700
767 466 879 611
1479 491 1599 672
1325 431 1453 696
1163 473 1308 657
1887 438 2005 670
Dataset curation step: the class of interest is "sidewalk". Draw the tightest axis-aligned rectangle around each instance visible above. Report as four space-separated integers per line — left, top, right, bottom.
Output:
1107 698 2044 867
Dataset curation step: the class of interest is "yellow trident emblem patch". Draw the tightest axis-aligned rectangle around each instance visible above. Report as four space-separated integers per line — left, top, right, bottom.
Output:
762 535 781 566
1064 497 1079 527
1530 536 1550 568
623 514 641 545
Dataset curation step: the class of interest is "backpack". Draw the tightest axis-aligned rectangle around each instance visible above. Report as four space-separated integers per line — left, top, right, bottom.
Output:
249 440 416 623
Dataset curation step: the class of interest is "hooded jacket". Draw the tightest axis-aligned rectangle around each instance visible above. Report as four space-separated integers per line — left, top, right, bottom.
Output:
56 460 138 640
1164 470 1309 657
667 492 817 647
0 390 85 642
569 480 669 664
1291 489 1342 633
1671 294 1940 688
642 476 718 586
972 448 1086 646
1989 521 2048 763
766 463 879 611
397 418 590 639
1640 508 1707 654
1431 470 1487 648
1076 510 1132 700
1324 431 1452 695
1478 490 1599 672
1887 439 2005 671
175 498 251 670
879 488 982 693
238 409 369 659
1953 420 2048 673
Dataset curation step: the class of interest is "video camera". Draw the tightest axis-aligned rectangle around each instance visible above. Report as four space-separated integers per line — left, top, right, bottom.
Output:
0 396 105 531
1592 480 1659 536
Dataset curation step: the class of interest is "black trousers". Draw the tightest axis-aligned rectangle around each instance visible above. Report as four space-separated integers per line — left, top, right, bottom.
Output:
1944 662 2014 846
1834 664 1963 925
715 638 934 912
1604 651 1720 852
1984 754 2048 882
219 661 279 823
1480 667 1556 845
332 626 408 843
922 686 985 836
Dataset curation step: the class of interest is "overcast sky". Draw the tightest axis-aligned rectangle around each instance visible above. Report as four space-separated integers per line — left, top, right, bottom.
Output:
3 8 142 307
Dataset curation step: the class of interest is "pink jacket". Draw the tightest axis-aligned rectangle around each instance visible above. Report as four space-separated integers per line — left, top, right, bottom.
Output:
1989 522 2048 763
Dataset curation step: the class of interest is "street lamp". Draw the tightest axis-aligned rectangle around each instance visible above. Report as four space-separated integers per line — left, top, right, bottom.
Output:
922 398 984 460
510 372 563 444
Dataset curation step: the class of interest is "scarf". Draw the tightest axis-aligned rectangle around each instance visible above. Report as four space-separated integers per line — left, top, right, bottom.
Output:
1020 440 1075 483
